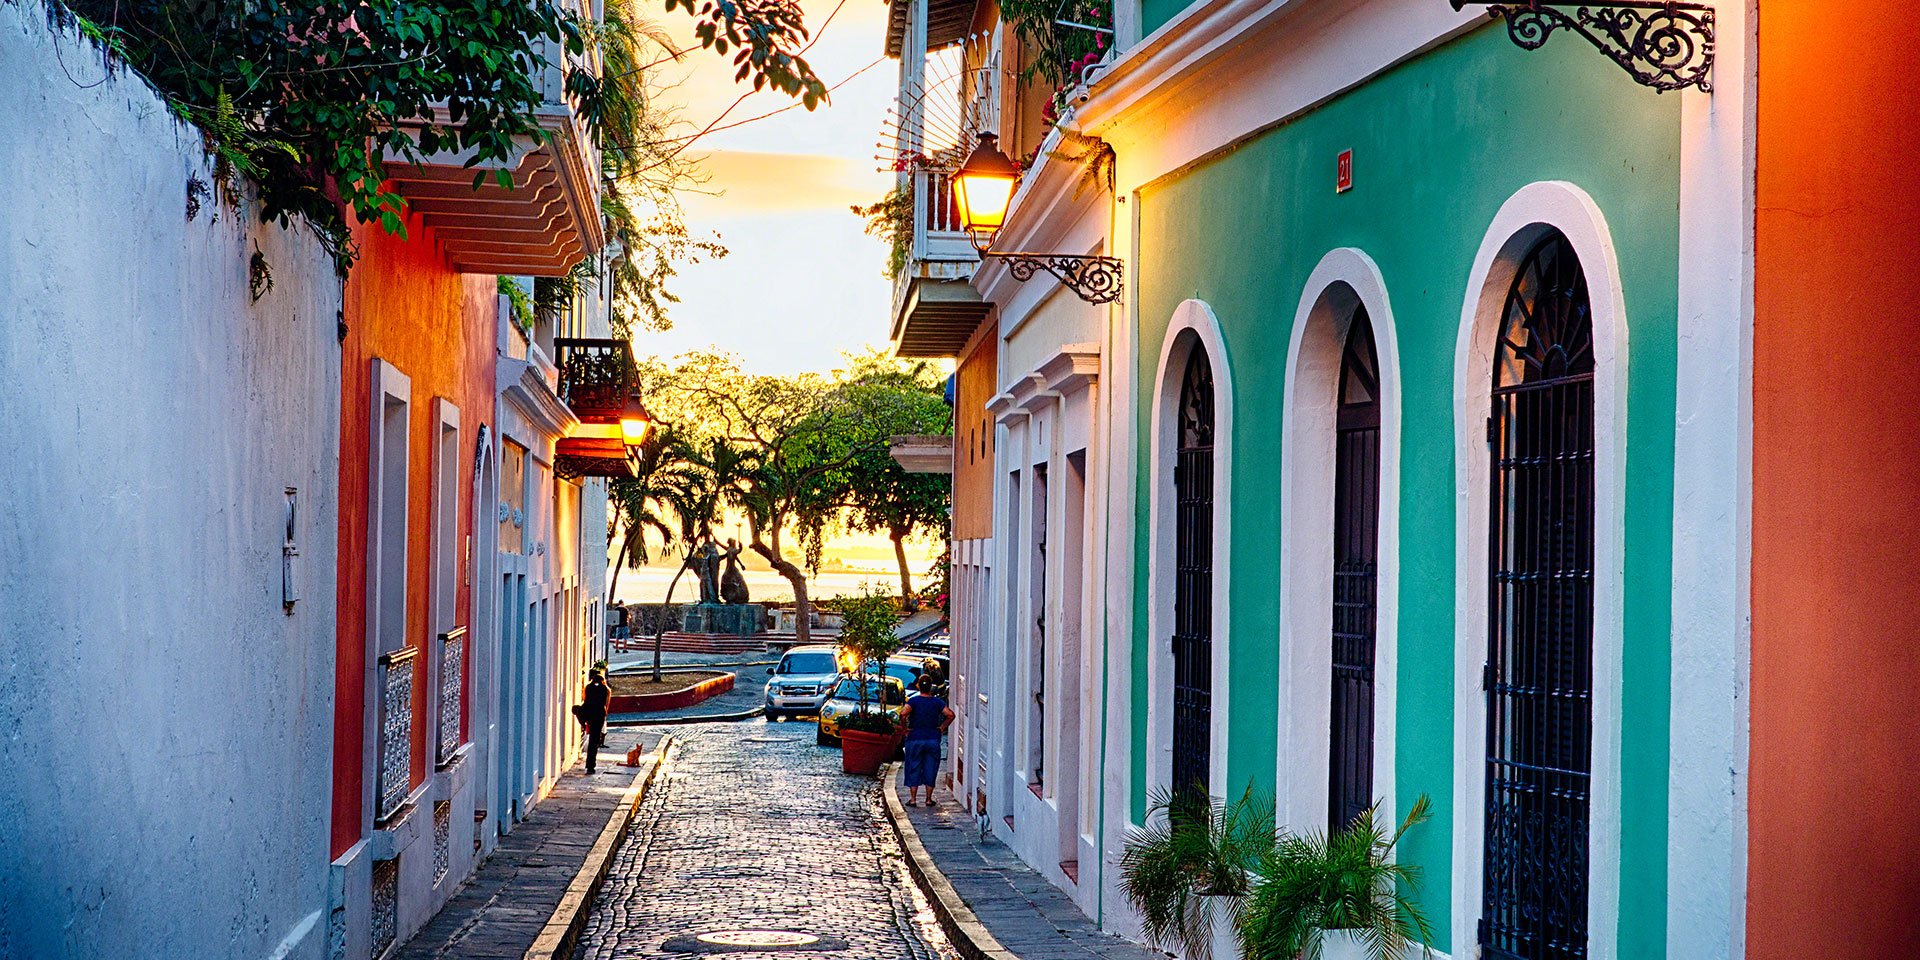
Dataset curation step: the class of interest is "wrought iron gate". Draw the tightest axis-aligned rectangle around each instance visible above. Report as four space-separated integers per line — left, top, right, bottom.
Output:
1172 347 1215 799
1330 308 1380 829
1480 232 1596 960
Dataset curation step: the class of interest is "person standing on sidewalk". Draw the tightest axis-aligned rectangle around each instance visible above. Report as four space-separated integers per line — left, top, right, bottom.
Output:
578 669 610 774
899 675 953 806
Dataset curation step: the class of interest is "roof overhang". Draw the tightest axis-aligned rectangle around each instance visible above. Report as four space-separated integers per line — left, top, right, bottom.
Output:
888 434 953 474
553 436 639 481
891 276 992 357
886 0 979 57
386 110 603 277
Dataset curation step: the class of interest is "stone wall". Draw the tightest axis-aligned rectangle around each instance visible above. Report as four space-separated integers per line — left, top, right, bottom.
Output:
0 8 341 958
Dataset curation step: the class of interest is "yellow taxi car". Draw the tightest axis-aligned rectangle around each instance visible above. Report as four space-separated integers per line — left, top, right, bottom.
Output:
815 675 906 746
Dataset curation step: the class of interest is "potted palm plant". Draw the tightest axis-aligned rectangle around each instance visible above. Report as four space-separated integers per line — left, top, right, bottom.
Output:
1119 784 1275 960
1235 796 1434 960
832 586 903 775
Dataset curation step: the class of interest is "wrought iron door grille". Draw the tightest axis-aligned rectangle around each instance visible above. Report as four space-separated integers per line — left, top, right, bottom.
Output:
1331 309 1380 829
1172 348 1215 800
1480 232 1595 960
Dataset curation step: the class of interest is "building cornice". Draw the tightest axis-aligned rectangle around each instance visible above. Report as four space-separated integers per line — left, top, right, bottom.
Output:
1072 0 1479 191
498 354 578 441
1032 343 1101 397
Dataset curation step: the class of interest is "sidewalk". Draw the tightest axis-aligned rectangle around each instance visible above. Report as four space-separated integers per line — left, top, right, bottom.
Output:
884 769 1166 960
393 729 666 960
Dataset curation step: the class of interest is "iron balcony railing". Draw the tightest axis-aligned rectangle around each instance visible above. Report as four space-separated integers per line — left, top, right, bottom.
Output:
438 627 467 768
376 646 418 823
553 337 639 424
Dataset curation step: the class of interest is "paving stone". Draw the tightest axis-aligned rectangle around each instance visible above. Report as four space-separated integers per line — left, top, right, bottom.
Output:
572 723 959 960
391 729 661 960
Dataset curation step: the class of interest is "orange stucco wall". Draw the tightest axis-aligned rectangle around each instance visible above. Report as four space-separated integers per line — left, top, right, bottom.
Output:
330 208 498 858
1749 3 1920 955
952 326 997 542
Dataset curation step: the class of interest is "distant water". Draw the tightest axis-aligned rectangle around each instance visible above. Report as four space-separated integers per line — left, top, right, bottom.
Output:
608 566 906 605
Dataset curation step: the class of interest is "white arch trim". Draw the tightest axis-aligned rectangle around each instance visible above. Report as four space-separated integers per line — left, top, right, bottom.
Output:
1449 181 1629 960
1145 299 1234 810
1275 248 1403 837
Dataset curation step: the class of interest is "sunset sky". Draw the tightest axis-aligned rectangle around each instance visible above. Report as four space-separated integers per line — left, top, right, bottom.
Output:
629 0 900 376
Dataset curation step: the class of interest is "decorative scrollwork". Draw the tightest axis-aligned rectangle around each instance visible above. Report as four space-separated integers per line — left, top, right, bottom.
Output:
1454 1 1714 93
990 253 1125 304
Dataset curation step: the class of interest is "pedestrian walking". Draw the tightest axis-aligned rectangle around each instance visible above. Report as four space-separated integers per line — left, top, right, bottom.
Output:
576 669 610 774
898 674 953 807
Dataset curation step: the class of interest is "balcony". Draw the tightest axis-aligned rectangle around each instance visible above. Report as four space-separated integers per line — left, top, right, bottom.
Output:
376 646 417 824
554 338 637 423
552 337 641 480
385 20 603 277
890 168 991 357
437 626 466 768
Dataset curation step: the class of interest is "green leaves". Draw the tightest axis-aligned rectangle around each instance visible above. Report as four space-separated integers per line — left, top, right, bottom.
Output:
64 0 576 270
1235 796 1435 960
1120 785 1276 960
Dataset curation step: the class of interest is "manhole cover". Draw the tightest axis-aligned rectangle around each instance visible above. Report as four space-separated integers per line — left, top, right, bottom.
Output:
663 930 846 953
700 932 818 947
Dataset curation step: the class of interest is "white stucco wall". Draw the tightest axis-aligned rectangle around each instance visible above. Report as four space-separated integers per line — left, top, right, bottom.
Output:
0 9 341 959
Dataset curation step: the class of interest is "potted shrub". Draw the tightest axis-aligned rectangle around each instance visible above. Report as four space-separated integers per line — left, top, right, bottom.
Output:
833 586 903 775
1235 796 1434 960
836 708 899 775
1119 784 1274 960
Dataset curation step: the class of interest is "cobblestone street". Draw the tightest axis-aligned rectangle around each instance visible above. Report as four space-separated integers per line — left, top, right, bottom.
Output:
572 722 959 960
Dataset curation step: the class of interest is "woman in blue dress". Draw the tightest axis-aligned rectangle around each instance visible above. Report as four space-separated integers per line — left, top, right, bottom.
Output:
898 674 954 806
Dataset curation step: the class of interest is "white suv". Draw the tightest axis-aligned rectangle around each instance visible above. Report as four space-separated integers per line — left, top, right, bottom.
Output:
763 645 842 721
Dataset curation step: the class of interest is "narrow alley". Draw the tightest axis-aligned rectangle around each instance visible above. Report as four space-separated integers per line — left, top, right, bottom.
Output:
573 726 958 960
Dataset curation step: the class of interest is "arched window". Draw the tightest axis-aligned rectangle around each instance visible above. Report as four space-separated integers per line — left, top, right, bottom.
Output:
1481 231 1595 960
1330 307 1379 829
1172 346 1215 799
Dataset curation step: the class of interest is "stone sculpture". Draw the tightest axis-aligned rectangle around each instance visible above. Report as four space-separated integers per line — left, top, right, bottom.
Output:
719 538 750 605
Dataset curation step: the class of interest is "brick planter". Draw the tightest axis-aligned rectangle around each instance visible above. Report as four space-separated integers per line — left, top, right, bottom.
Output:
607 672 735 713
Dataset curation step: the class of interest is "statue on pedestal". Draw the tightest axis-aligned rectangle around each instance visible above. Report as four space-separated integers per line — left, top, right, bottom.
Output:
688 539 724 605
719 538 750 605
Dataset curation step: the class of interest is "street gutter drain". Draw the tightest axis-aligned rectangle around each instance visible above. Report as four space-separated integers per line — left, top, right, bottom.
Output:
663 930 846 953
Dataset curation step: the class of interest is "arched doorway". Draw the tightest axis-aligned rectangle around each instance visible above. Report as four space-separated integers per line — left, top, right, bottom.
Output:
1329 307 1379 829
1172 347 1215 800
1480 231 1595 960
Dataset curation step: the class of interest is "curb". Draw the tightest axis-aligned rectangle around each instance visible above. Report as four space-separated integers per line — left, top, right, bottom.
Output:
607 705 765 726
523 736 672 960
880 765 1022 960
607 671 735 713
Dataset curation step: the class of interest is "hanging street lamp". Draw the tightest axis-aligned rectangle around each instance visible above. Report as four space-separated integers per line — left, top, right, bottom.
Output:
619 395 655 446
953 133 1125 305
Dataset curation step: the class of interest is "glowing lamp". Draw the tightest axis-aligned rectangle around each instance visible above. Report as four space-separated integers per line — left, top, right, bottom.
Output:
953 133 1019 252
619 396 654 446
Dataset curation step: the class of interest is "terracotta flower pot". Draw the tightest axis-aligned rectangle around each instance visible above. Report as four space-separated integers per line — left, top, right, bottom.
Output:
840 728 893 775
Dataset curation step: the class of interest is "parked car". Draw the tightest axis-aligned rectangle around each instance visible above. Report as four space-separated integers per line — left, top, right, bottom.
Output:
883 653 950 698
816 675 906 746
763 645 842 721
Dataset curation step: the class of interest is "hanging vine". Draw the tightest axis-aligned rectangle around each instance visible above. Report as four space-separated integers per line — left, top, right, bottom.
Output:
27 0 823 284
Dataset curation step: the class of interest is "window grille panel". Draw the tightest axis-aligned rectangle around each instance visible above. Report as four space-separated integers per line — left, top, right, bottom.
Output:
1172 348 1214 801
1330 309 1380 829
1480 233 1595 960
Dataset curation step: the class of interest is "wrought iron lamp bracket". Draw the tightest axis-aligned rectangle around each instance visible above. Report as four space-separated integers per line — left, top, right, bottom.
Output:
984 252 1125 304
1452 0 1714 93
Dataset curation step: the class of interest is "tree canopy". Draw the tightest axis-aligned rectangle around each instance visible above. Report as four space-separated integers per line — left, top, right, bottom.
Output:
607 349 951 639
